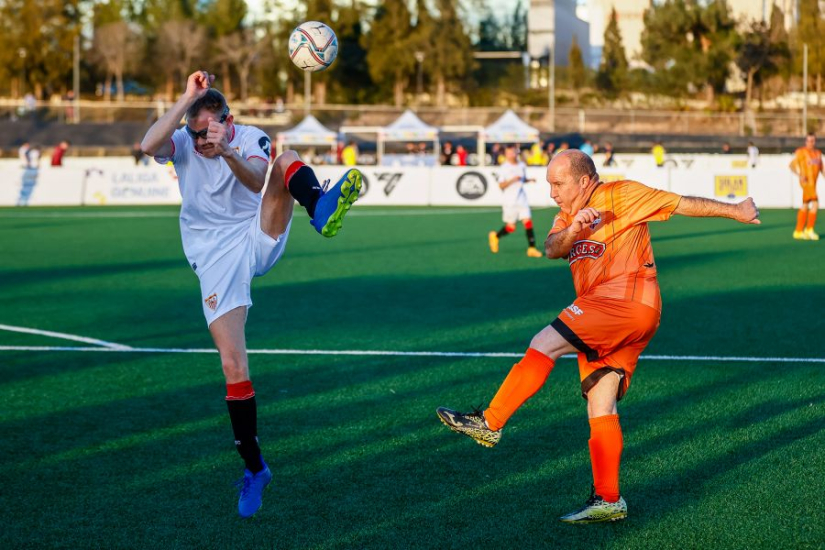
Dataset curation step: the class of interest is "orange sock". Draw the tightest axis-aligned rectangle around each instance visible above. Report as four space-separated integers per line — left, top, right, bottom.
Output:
806 209 817 230
484 348 555 431
589 414 623 503
796 209 807 232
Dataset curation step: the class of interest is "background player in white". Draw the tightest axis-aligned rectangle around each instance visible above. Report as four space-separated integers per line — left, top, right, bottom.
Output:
140 70 361 518
488 144 543 257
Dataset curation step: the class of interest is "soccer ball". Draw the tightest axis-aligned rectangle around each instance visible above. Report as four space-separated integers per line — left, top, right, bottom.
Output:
288 21 338 72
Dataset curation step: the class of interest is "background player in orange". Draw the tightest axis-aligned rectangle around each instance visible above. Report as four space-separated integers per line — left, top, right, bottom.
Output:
789 133 821 240
437 150 760 524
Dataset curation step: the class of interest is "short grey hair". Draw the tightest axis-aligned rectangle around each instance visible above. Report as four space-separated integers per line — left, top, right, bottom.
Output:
556 149 598 181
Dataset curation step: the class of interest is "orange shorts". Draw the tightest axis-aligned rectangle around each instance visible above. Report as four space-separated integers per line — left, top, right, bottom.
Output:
550 296 661 401
802 184 818 203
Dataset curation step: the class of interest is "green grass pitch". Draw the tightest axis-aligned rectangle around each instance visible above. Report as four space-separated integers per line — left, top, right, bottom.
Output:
0 205 822 549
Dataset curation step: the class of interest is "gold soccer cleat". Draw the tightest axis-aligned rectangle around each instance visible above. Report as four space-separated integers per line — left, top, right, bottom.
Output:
488 231 499 253
436 407 501 448
526 246 543 258
793 230 809 240
559 487 627 524
805 228 820 241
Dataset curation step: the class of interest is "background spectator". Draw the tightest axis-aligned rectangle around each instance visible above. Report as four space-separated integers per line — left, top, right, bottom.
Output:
603 142 617 167
50 140 70 166
545 141 556 160
18 142 31 168
652 141 666 167
491 143 503 165
28 145 41 168
131 142 147 165
342 141 358 166
721 142 732 154
580 139 594 156
527 142 547 166
747 141 759 168
456 145 468 166
441 141 454 165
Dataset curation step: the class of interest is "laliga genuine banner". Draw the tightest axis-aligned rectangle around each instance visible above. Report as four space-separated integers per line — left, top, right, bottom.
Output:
82 163 180 205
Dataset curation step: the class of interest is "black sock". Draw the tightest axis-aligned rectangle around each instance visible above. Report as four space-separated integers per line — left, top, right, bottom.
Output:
496 226 511 238
287 164 323 218
526 228 536 248
226 397 264 473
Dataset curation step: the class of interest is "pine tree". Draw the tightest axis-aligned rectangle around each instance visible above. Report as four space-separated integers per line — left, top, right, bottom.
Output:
596 7 628 96
767 4 790 86
568 36 586 100
328 1 372 103
641 0 737 102
737 21 771 108
303 0 334 104
202 0 247 99
409 0 436 103
428 0 474 106
0 0 81 98
364 0 415 106
797 0 825 104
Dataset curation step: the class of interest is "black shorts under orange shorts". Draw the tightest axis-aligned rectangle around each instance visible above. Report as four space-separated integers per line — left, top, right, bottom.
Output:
802 184 818 203
550 296 661 401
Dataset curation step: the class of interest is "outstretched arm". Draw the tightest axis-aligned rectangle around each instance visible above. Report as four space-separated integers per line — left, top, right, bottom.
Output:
141 71 215 157
499 175 520 190
673 196 760 224
545 207 600 258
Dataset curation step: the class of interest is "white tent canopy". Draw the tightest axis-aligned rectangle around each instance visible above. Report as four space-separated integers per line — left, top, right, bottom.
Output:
378 109 439 166
482 109 540 143
276 115 337 155
379 109 439 141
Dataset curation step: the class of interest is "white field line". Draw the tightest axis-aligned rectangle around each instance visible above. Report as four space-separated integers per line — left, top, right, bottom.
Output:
0 324 132 350
0 344 823 363
0 208 514 219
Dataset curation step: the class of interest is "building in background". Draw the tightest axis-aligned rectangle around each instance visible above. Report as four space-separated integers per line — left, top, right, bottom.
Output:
528 0 590 67
585 0 803 70
587 0 649 69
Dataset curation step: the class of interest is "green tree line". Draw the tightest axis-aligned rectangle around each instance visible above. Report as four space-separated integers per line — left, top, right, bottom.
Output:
0 0 821 109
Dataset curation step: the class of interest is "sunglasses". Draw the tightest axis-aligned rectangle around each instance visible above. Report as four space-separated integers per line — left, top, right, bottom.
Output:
186 107 229 140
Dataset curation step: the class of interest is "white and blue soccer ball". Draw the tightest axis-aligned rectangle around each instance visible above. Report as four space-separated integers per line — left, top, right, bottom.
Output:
288 21 338 72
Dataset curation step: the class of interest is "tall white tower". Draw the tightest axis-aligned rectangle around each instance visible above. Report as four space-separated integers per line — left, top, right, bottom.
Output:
529 0 590 66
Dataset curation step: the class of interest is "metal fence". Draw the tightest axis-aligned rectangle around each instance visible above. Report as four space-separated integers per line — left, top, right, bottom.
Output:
0 98 815 137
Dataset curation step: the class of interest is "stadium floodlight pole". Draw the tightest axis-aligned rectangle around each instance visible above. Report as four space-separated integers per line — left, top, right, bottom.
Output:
304 71 311 116
73 33 80 124
803 43 808 135
415 51 425 103
549 46 555 132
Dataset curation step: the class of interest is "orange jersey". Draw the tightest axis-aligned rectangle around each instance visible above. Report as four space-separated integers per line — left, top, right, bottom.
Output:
550 180 682 312
791 147 823 186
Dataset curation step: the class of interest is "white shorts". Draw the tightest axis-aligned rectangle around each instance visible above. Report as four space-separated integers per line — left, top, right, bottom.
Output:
198 208 291 326
502 204 532 225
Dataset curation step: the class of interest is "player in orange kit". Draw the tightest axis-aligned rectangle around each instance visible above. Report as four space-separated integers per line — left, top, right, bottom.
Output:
436 150 760 523
789 133 821 240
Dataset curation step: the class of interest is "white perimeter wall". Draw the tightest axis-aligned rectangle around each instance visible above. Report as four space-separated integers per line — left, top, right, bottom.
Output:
0 154 809 208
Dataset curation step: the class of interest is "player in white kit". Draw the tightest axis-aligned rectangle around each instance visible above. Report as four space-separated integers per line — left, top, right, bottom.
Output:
488 144 542 257
140 70 361 518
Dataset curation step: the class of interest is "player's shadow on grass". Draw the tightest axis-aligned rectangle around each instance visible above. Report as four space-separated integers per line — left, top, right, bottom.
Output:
308 364 816 547
299 364 819 548
3 344 820 548
652 285 825 358
0 258 185 289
